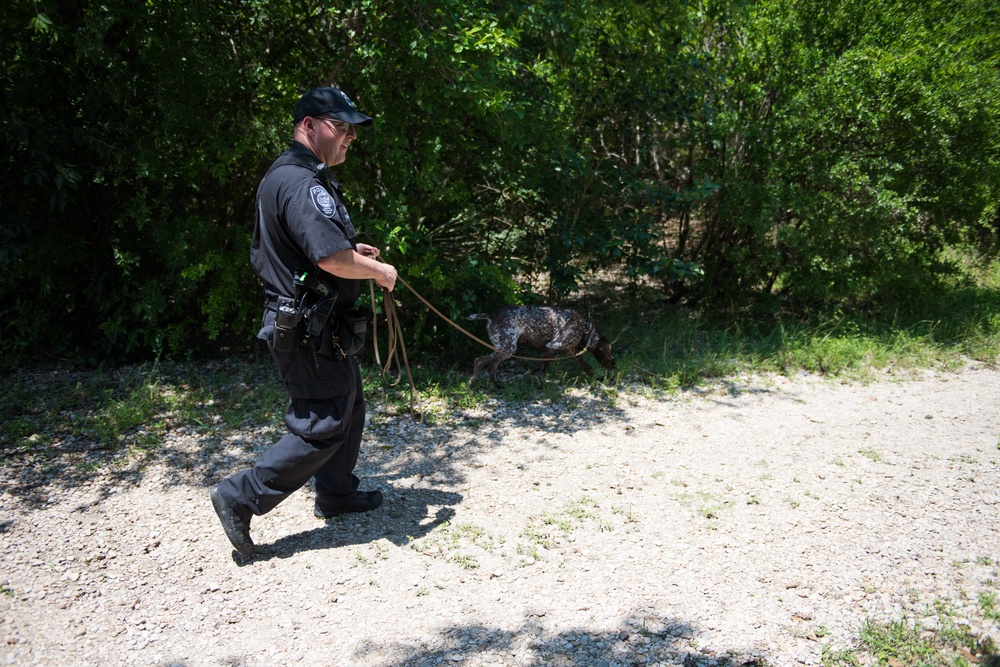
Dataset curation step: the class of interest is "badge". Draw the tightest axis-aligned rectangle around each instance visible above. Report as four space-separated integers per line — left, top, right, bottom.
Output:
310 185 335 218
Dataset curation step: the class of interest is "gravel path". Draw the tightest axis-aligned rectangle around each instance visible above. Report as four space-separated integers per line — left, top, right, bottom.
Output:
2 364 999 666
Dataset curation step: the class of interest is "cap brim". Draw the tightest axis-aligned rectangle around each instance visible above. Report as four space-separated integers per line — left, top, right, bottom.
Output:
328 110 374 126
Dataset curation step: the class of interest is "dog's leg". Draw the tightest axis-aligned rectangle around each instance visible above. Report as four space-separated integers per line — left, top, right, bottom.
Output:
539 350 558 375
571 352 594 375
483 324 520 388
471 351 510 388
470 354 493 385
486 352 511 388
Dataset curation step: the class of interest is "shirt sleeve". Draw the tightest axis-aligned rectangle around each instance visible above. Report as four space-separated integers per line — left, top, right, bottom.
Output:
282 176 355 265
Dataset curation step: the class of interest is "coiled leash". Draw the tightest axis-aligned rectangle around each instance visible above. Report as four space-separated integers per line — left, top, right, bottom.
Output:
368 278 423 422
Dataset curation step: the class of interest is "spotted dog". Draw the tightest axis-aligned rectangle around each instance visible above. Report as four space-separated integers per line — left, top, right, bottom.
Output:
468 306 615 387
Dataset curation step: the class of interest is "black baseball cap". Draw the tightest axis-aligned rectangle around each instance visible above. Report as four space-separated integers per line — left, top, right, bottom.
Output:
293 87 374 126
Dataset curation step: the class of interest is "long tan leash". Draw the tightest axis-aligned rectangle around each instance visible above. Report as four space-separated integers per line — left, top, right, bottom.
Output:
367 263 598 419
385 274 591 362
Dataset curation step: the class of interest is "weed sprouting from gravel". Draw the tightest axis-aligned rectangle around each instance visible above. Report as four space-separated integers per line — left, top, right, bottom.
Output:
981 591 999 622
858 447 882 462
449 552 480 570
611 504 640 524
673 489 735 522
820 643 859 666
518 495 612 557
409 521 495 570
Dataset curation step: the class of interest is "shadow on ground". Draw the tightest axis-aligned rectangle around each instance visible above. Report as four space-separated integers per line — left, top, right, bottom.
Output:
365 613 767 667
237 488 464 564
157 612 769 667
0 357 628 510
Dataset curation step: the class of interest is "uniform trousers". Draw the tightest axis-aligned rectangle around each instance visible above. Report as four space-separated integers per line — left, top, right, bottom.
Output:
215 333 365 518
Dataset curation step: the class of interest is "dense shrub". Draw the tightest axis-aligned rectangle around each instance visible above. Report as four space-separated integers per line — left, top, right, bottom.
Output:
1 0 996 363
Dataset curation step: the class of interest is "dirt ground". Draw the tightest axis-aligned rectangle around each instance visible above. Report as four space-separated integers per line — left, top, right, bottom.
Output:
1 363 999 666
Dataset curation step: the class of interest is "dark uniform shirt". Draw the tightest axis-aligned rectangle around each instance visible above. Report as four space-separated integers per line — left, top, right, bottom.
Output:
250 141 361 305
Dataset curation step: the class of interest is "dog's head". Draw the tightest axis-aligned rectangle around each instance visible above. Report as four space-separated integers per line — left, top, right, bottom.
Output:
590 335 616 369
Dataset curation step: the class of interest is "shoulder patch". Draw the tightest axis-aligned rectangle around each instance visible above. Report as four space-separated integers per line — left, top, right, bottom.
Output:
310 185 336 218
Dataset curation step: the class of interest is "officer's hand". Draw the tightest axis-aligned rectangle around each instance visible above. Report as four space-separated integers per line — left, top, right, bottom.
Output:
377 263 398 292
356 243 380 259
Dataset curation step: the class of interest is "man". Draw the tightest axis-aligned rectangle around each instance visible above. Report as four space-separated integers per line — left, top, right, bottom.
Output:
209 86 398 556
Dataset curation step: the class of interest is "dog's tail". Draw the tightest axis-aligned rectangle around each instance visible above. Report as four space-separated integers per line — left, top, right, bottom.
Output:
467 313 489 321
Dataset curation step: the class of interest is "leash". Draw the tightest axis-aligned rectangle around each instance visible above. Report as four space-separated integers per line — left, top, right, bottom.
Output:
359 233 590 363
376 271 592 362
364 249 597 420
369 279 423 422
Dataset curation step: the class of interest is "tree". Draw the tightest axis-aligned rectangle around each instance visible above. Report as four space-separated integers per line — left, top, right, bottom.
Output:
2 0 997 363
686 0 1000 312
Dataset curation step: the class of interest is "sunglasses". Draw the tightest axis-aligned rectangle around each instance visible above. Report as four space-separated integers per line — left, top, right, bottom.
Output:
318 116 356 134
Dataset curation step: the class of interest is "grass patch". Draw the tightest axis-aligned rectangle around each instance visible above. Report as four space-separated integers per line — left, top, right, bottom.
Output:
372 265 1000 410
857 614 997 666
409 521 495 570
519 495 606 555
981 591 1000 622
1 258 998 477
858 448 883 463
8 254 999 458
823 596 1000 667
673 489 736 521
0 359 284 462
560 252 1000 394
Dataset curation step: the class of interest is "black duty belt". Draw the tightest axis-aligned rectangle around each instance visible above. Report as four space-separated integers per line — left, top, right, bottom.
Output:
264 295 347 313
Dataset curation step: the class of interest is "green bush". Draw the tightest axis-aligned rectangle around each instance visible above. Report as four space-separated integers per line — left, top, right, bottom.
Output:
689 0 1000 313
1 0 997 364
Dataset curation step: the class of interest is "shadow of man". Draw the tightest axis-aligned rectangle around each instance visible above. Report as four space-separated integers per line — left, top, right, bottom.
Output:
233 488 462 563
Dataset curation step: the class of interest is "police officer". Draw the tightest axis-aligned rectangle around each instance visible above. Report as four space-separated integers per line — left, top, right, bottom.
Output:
209 86 398 556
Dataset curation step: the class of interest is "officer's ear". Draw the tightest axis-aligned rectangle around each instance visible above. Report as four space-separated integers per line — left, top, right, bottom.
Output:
300 117 320 135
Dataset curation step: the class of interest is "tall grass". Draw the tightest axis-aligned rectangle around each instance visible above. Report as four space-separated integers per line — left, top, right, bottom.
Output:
590 254 1000 390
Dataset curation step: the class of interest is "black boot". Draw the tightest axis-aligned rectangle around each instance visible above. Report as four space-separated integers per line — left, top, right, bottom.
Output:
209 485 254 556
314 490 383 519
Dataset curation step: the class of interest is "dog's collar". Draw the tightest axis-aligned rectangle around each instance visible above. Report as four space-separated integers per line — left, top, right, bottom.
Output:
582 320 597 349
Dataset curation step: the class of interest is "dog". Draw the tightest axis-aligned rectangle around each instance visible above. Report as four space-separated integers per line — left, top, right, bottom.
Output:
468 306 615 386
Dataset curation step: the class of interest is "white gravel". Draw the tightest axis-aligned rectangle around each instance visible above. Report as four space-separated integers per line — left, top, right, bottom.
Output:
2 364 999 666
